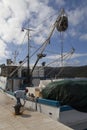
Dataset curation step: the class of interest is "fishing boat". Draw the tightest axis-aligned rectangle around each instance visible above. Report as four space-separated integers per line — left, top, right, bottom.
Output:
0 8 69 91
0 8 87 129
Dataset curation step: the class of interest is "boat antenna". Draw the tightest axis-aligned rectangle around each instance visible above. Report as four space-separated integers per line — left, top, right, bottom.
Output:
12 50 19 65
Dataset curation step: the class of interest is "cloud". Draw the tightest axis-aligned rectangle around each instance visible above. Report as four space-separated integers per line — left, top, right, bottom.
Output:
0 0 87 66
0 39 9 59
72 53 87 59
0 0 28 44
80 33 87 41
0 0 57 64
45 52 87 63
69 29 78 37
43 52 87 67
55 0 65 6
0 0 56 45
46 54 60 59
64 59 81 66
67 5 87 40
68 7 85 26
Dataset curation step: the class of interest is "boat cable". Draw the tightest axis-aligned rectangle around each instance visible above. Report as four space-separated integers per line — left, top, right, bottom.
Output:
14 9 67 66
16 10 58 61
33 48 75 76
25 11 58 37
22 9 67 62
9 56 28 77
10 9 69 77
47 48 75 78
11 31 28 65
31 9 67 74
55 48 75 78
17 31 28 57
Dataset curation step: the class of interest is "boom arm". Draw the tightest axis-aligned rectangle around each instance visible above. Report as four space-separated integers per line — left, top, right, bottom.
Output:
31 9 66 74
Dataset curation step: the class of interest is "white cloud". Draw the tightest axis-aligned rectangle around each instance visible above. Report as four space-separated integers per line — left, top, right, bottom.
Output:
46 53 87 60
55 0 65 6
68 7 86 26
0 39 9 59
64 59 80 66
70 53 87 59
0 0 86 66
0 0 57 64
67 6 87 41
46 54 60 59
0 0 28 45
0 0 56 45
69 29 78 37
80 34 87 41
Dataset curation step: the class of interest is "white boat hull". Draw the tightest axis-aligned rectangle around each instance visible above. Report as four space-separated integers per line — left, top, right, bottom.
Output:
24 98 87 130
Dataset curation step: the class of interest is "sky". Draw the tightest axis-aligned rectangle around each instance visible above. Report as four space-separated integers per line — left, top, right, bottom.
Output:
0 0 87 67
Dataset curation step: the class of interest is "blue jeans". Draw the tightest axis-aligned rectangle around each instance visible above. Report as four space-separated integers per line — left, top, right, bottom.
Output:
16 98 21 104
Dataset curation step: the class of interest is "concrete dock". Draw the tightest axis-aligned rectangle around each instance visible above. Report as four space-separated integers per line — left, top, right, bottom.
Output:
0 90 72 130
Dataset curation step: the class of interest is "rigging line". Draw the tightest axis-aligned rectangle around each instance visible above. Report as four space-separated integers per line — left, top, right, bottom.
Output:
35 8 67 30
21 43 60 63
29 44 62 57
39 8 67 54
26 31 50 60
9 56 28 77
29 24 55 59
46 52 70 66
28 10 61 39
28 26 54 60
55 50 75 78
16 40 44 63
34 26 64 55
65 27 75 49
46 51 74 77
31 9 68 74
19 44 27 60
17 32 31 63
26 11 58 34
17 31 27 55
26 9 65 60
31 23 58 74
36 11 58 27
18 31 27 52
32 50 74 77
35 48 75 76
65 52 74 63
30 42 46 59
13 31 27 62
44 49 60 55
31 21 54 38
30 32 67 55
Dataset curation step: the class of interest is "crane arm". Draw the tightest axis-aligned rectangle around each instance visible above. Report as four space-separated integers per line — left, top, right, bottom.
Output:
31 9 66 74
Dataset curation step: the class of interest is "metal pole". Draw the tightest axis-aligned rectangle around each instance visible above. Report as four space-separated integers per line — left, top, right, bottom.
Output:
60 32 63 66
27 28 30 86
22 26 33 86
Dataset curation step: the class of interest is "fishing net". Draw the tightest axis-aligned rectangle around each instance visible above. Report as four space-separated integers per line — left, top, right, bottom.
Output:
41 79 87 112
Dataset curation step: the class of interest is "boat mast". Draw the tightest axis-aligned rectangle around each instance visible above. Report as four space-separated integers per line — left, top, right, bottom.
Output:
22 26 32 86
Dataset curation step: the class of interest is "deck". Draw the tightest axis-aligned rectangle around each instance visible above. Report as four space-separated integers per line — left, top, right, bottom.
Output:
0 90 72 130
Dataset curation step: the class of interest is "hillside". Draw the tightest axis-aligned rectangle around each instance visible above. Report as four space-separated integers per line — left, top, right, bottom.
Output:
44 65 87 78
